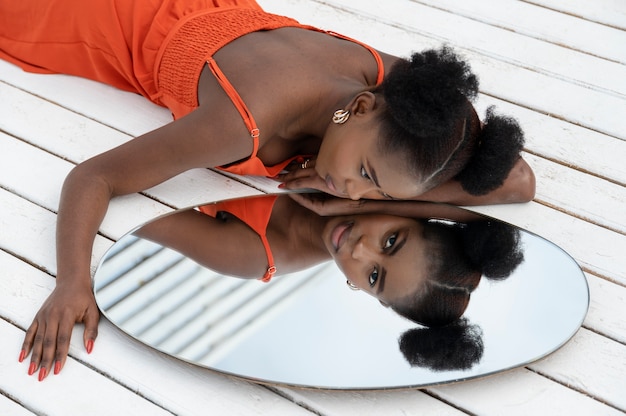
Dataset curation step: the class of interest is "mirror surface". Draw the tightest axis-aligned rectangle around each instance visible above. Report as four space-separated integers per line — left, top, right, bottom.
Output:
94 194 589 389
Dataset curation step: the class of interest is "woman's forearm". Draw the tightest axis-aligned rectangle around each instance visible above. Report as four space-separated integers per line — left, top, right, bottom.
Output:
417 157 536 206
55 163 112 287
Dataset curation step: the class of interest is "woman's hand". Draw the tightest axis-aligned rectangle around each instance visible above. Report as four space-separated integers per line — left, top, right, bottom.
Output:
19 282 99 381
277 157 344 198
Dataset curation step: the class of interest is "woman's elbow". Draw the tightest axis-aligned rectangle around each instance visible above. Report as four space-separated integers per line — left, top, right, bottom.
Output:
508 158 536 203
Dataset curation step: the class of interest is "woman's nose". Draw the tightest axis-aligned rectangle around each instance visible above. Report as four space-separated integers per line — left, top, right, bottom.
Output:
352 238 377 260
345 180 375 201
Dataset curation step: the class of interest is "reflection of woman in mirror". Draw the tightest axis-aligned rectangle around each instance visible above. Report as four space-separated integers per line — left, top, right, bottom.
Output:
134 194 523 325
398 318 484 371
6 0 534 379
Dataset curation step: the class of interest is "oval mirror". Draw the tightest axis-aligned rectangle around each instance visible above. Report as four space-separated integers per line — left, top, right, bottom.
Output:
93 193 589 389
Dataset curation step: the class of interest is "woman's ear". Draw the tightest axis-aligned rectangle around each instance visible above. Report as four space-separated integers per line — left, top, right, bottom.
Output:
349 91 378 116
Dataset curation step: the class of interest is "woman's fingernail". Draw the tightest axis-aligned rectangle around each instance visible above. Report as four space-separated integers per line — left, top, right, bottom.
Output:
54 361 62 375
28 362 37 376
18 349 26 363
86 340 94 354
38 367 47 382
277 183 285 189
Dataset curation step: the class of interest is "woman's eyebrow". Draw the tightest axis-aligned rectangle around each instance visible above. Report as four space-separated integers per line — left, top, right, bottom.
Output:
376 234 408 296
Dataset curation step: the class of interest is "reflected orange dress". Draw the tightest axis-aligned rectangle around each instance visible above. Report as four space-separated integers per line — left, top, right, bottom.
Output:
199 196 278 282
0 0 383 176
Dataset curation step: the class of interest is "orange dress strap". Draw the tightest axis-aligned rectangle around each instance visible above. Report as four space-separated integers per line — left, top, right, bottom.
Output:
207 57 260 157
324 30 385 86
199 195 278 282
211 27 385 177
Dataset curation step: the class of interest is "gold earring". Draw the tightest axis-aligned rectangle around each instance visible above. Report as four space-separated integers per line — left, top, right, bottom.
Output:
346 280 359 291
332 109 350 124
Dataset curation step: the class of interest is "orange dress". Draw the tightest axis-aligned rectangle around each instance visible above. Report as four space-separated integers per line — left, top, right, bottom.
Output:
198 195 278 282
0 0 384 177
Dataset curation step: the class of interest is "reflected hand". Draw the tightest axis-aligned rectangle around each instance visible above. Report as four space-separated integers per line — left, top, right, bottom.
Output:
20 283 99 381
289 192 366 216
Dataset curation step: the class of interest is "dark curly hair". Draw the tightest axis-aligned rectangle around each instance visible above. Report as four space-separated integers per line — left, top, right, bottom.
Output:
390 219 524 327
398 317 484 371
376 46 525 195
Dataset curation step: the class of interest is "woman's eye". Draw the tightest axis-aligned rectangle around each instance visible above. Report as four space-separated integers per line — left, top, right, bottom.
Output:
369 267 379 287
360 166 371 181
384 233 397 250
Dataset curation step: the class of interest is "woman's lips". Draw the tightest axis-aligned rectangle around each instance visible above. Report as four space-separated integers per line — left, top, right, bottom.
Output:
331 222 353 252
325 174 338 193
325 174 347 196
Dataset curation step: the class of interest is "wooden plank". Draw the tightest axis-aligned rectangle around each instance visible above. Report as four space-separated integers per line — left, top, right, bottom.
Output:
273 388 468 416
0 187 113 276
0 251 316 416
0 395 34 416
3 1 624 142
527 153 626 233
0 131 173 241
0 320 175 416
414 0 626 63
524 0 626 30
0 61 172 138
584 273 626 344
529 328 626 412
474 96 626 185
429 367 624 416
0 81 263 211
263 0 626 139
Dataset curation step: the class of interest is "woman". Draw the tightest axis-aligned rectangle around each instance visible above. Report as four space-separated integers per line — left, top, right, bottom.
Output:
3 0 532 379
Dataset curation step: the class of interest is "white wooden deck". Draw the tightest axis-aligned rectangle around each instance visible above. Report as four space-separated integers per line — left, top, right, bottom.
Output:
1 0 624 414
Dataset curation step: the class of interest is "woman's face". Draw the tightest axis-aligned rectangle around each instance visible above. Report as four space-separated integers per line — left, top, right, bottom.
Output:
316 113 425 200
322 214 427 305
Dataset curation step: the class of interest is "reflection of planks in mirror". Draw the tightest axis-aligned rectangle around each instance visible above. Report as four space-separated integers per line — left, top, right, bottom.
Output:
95 234 328 365
94 195 589 390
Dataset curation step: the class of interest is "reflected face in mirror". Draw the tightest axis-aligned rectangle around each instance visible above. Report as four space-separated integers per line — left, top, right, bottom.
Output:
322 214 427 306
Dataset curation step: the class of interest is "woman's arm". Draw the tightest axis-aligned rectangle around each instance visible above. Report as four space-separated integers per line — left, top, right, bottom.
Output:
136 209 268 278
288 193 483 222
280 157 535 206
21 103 256 380
415 157 536 205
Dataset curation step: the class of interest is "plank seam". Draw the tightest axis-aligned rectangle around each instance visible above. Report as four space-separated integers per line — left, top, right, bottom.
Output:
0 80 138 138
526 366 626 413
523 148 625 188
421 389 477 415
409 0 625 65
480 92 626 142
532 198 625 237
519 0 626 31
581 324 626 348
261 386 324 416
0 387 39 416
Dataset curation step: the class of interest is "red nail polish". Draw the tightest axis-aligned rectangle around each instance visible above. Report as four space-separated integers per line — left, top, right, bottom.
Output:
28 362 37 376
18 350 26 363
38 367 46 382
277 183 285 189
54 361 62 375
86 339 94 354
